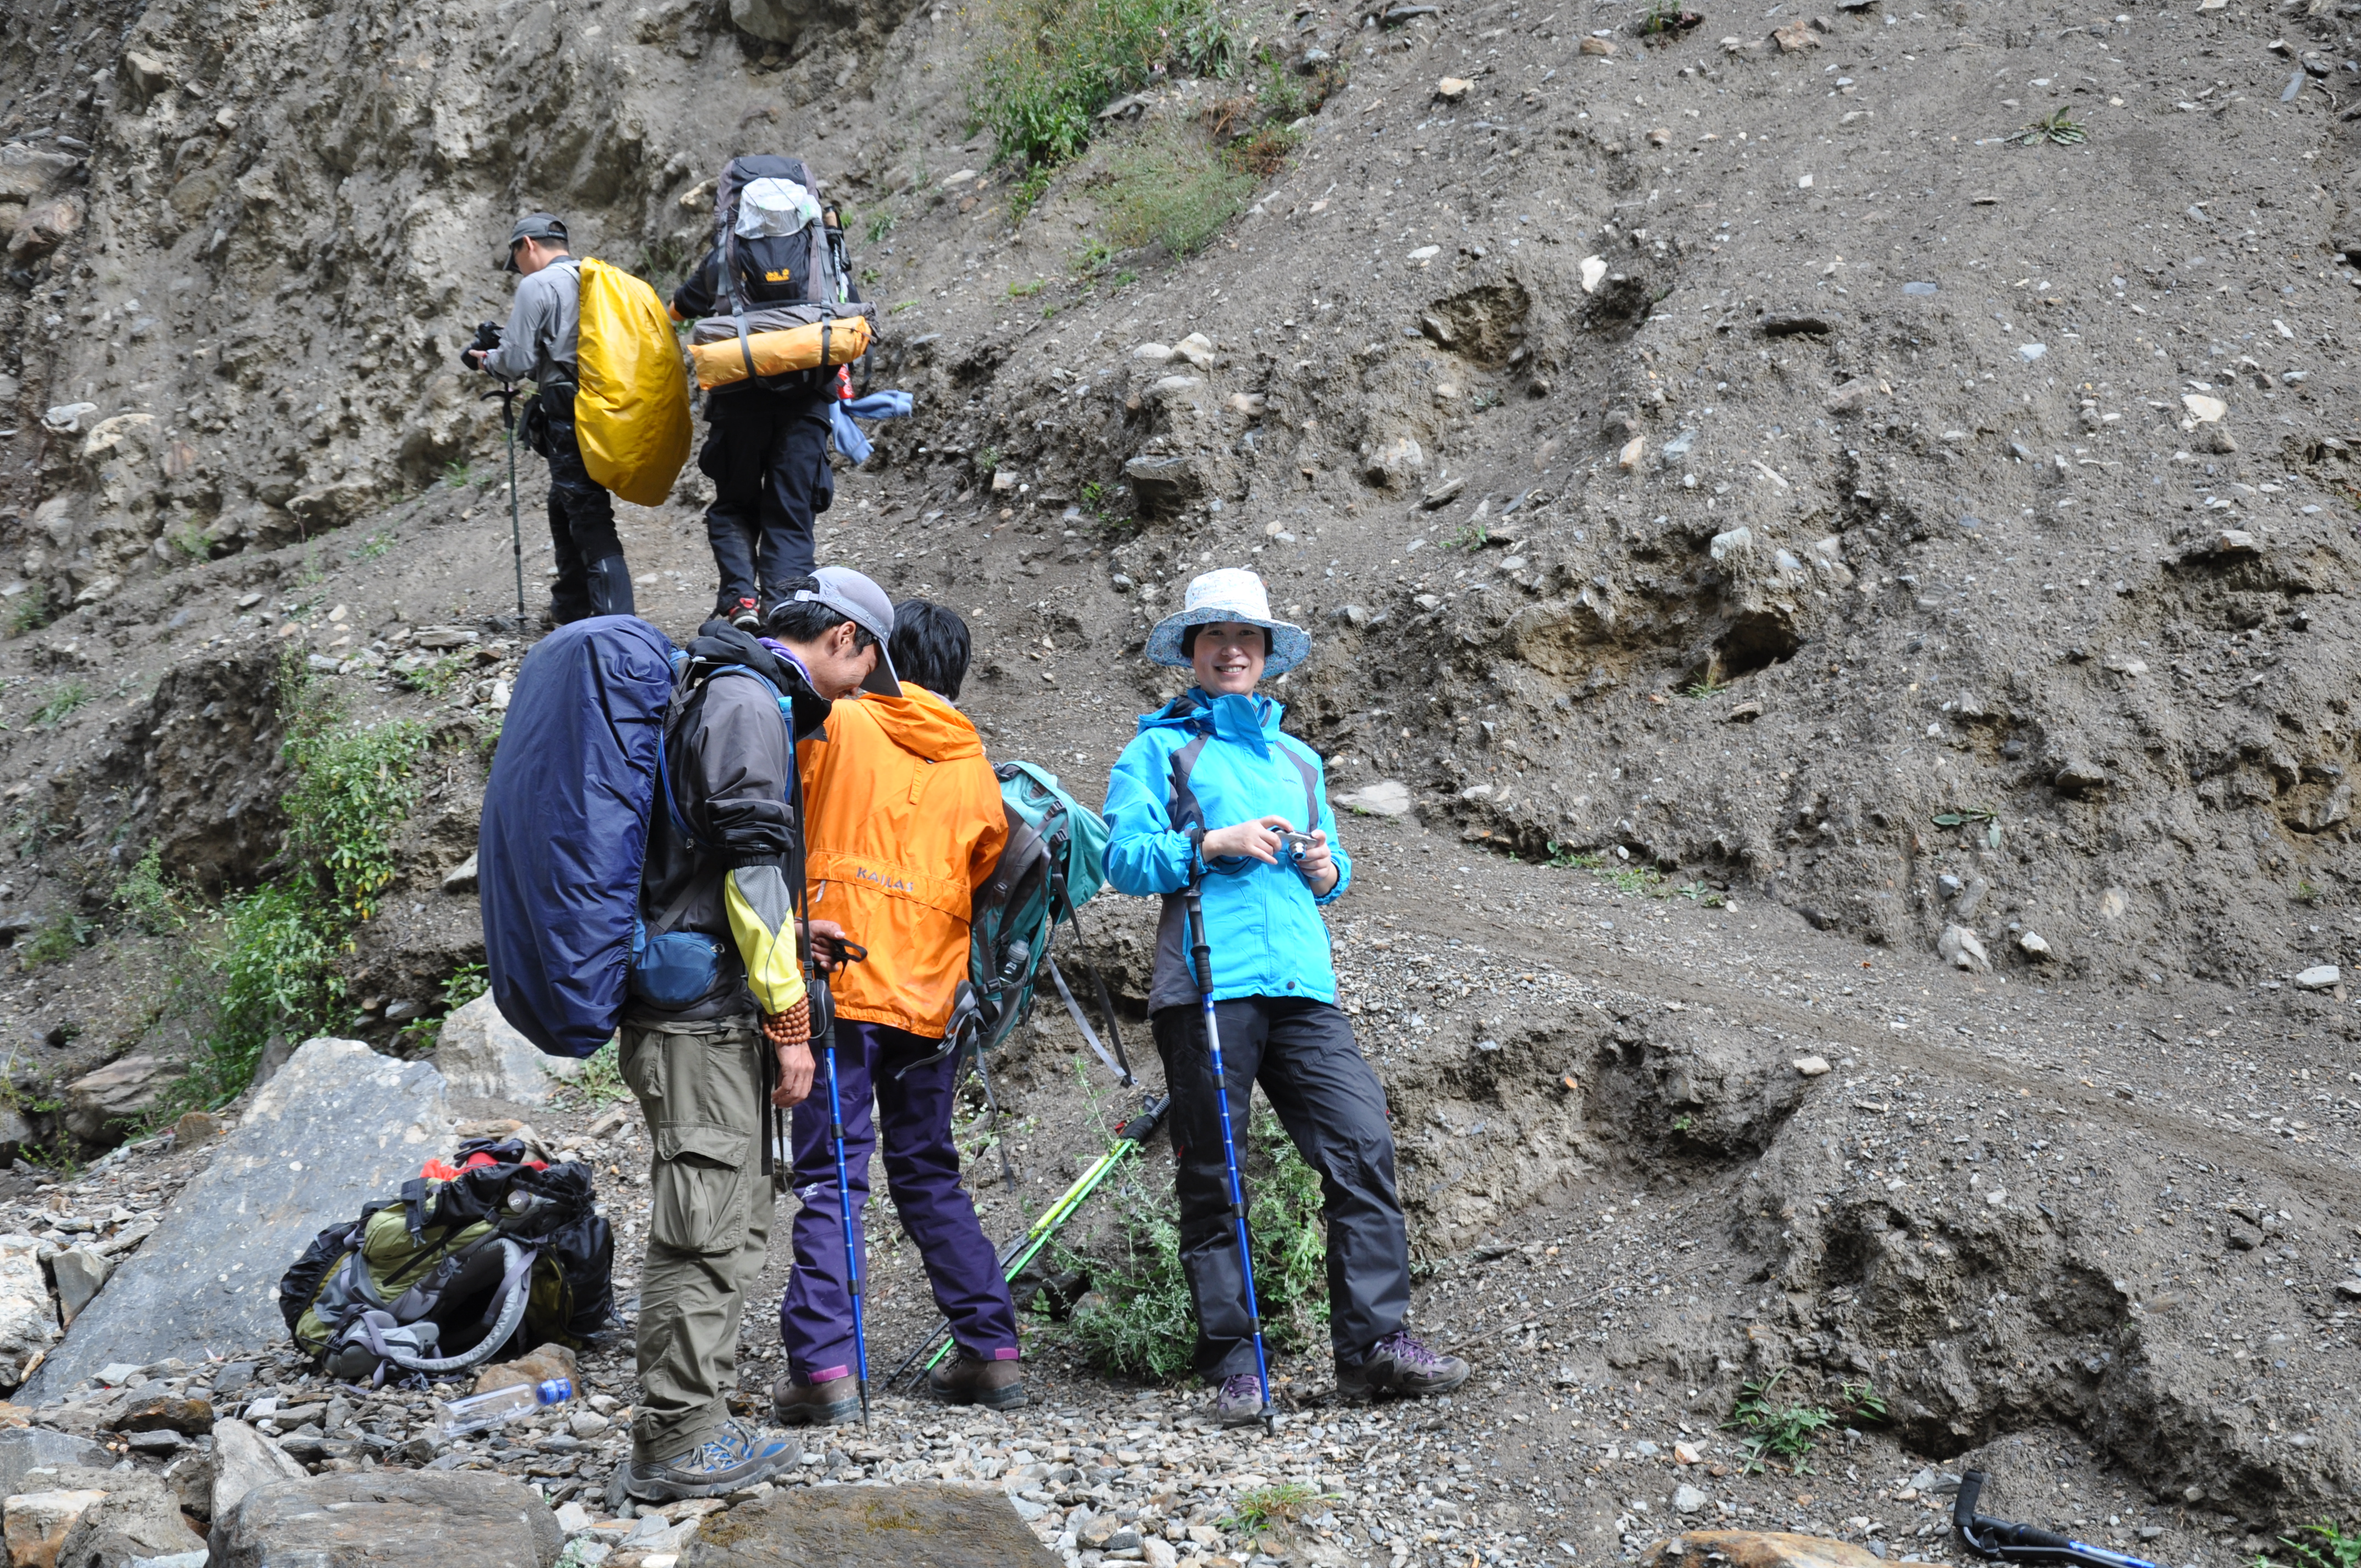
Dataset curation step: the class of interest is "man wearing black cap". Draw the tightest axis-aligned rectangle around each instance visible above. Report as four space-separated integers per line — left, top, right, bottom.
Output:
465 212 635 624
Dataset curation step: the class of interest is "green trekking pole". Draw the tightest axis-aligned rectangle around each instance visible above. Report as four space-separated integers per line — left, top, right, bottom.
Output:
890 1095 1169 1386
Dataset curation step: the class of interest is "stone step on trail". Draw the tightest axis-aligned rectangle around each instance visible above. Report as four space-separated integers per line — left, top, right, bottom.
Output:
687 1484 1061 1566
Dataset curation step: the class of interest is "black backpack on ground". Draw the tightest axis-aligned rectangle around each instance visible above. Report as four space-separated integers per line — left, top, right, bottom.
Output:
279 1138 615 1385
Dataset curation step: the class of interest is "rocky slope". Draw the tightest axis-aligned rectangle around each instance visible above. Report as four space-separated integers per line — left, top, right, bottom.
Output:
0 0 2356 1559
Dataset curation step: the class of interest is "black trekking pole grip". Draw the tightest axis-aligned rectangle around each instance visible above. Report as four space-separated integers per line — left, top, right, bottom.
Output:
1185 887 1213 996
1953 1472 1987 1543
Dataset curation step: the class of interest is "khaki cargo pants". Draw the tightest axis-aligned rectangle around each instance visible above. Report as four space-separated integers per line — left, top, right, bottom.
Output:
619 1015 773 1463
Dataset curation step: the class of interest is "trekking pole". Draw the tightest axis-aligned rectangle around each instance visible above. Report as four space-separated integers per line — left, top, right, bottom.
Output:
478 380 526 620
819 1032 871 1429
891 1095 1170 1386
1185 883 1272 1430
1951 1471 2163 1568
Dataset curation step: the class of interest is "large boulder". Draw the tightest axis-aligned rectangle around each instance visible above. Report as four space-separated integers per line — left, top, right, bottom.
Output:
208 1418 306 1521
0 1236 58 1389
62 1054 173 1142
0 1425 111 1495
432 993 582 1107
687 1485 1060 1566
20 1040 452 1402
209 1471 562 1568
53 1463 208 1566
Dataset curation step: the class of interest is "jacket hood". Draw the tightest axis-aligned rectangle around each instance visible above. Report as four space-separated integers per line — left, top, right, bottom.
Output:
854 683 984 762
1136 688 1281 758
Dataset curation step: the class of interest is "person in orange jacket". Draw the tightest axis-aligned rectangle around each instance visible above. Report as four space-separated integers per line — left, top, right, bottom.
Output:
770 598 1025 1420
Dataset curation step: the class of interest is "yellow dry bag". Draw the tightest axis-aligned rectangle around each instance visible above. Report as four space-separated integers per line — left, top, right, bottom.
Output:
574 259 692 507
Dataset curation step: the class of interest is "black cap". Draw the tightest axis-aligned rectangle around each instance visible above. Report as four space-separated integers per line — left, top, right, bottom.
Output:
500 213 568 273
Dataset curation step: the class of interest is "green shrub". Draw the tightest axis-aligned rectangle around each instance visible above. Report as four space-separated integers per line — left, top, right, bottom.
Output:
6 588 51 638
971 0 1239 171
116 847 191 935
1063 1106 1329 1380
18 911 95 970
32 683 89 727
1097 124 1254 257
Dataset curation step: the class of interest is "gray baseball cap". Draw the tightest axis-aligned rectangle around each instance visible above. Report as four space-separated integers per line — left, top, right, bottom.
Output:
499 212 569 272
787 567 901 696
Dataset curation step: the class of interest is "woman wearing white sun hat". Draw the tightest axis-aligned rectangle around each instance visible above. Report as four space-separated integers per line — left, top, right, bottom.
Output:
1103 568 1470 1425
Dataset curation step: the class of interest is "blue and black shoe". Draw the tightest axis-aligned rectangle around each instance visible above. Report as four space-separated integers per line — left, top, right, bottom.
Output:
621 1418 799 1502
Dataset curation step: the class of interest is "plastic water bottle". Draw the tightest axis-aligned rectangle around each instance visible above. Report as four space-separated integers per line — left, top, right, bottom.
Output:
439 1378 572 1437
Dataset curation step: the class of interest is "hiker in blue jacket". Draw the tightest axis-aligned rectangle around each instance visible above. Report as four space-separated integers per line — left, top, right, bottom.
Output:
1103 569 1470 1425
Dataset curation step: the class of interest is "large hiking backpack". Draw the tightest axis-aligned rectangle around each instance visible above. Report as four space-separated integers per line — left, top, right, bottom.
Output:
575 258 692 505
689 155 874 399
949 763 1130 1085
279 1139 614 1384
479 618 817 1058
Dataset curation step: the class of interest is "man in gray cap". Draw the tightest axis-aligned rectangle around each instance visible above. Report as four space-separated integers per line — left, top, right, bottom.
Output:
465 212 635 624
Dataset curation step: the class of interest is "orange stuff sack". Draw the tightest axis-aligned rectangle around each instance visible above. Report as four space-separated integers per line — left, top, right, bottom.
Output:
690 312 875 392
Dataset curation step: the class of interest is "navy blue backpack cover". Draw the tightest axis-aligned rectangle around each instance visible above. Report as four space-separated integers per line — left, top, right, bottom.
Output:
480 616 678 1058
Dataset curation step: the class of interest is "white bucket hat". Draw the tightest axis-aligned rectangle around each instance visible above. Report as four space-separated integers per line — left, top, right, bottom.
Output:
1143 569 1312 678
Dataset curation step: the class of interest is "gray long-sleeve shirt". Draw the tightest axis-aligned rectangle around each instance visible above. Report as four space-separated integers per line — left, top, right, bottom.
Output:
483 256 580 390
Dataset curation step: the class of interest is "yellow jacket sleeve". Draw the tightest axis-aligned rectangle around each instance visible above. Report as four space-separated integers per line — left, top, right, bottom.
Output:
724 863 808 1016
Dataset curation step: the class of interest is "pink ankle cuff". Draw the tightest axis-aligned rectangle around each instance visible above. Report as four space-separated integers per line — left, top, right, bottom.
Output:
992 1347 1021 1361
809 1365 850 1383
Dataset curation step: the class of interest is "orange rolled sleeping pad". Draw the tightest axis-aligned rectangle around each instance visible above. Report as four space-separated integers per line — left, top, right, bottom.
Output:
689 314 875 391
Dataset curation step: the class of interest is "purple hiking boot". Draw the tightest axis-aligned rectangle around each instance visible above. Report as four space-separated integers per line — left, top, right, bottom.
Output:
1213 1373 1268 1428
1337 1330 1470 1401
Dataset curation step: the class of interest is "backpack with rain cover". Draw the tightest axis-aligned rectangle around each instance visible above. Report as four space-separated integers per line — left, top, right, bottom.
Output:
687 155 875 400
278 1139 615 1385
575 258 693 505
921 765 1131 1180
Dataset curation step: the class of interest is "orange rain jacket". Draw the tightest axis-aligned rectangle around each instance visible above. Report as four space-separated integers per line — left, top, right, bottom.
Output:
797 684 1008 1039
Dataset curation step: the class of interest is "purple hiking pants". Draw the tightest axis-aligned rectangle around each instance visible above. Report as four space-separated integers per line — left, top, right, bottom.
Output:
778 1019 1019 1380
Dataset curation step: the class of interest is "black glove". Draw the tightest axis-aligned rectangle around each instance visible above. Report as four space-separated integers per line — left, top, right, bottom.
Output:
460 319 503 370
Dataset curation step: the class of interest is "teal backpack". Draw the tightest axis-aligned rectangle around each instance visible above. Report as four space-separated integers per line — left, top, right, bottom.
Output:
929 763 1131 1179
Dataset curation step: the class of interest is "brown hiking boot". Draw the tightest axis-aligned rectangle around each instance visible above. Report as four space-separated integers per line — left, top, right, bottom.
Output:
771 1371 860 1427
925 1351 1027 1410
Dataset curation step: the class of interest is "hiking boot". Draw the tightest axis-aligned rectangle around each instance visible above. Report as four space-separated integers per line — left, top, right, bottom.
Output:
771 1370 861 1427
926 1351 1027 1411
1212 1372 1267 1428
1337 1330 1470 1402
723 596 761 631
621 1419 797 1502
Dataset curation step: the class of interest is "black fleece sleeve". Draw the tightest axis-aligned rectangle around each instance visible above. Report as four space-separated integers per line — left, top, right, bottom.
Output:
671 247 726 322
687 677 797 868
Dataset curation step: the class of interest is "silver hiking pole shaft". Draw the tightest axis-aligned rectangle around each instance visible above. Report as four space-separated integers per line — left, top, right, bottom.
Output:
507 399 524 620
1185 884 1272 1429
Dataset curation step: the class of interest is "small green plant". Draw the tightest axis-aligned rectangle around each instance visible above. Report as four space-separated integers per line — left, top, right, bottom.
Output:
1064 1107 1328 1380
2257 1521 2361 1568
1671 1114 1695 1133
1009 164 1058 225
6 588 51 638
889 300 918 315
2010 108 2087 145
442 460 474 489
1073 237 1119 275
864 210 896 244
397 654 473 699
116 847 190 935
567 1039 633 1108
1724 1369 1838 1474
18 911 95 970
1229 1481 1323 1534
395 962 488 1053
1542 840 1600 870
970 0 1239 171
1675 880 1726 907
1008 277 1046 298
349 530 398 562
1683 674 1726 700
1109 268 1139 288
2294 880 2324 905
1096 124 1254 257
169 522 213 562
1839 1380 1889 1423
977 445 1002 475
1450 521 1489 551
1604 863 1663 896
32 683 89 727
1929 805 1999 826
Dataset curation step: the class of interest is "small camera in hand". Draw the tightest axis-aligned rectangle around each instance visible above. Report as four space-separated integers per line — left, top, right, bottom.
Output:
460 319 503 369
1278 831 1317 863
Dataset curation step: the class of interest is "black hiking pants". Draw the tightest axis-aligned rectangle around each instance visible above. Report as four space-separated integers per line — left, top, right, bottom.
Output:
1150 997 1411 1380
537 384 626 621
697 388 834 613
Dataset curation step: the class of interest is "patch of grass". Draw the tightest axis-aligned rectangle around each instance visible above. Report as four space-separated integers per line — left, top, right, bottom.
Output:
1009 164 1058 225
398 654 473 699
1675 880 1726 908
2294 880 2324 905
1008 277 1046 298
1683 675 1726 699
116 847 191 935
33 683 89 727
970 0 1239 171
6 589 51 638
1449 521 1489 551
347 530 398 562
442 460 474 489
1542 840 1598 870
566 1039 633 1108
168 522 213 562
1724 1369 1837 1474
18 911 95 970
2259 1522 2361 1568
864 210 896 244
1109 268 1139 288
1063 1106 1329 1381
1097 124 1255 257
2010 108 2087 145
1229 1481 1323 1534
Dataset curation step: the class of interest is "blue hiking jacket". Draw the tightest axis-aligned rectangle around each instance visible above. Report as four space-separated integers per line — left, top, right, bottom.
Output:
1103 689 1351 1014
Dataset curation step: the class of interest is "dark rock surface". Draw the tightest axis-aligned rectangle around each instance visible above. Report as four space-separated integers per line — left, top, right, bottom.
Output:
686 1485 1061 1567
209 1470 563 1568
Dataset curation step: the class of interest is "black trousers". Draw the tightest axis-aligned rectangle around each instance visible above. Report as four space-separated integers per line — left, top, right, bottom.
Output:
1150 997 1411 1379
538 387 623 620
698 390 834 611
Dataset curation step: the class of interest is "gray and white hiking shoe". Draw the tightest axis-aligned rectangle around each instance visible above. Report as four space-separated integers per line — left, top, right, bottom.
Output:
1337 1330 1470 1401
620 1418 798 1502
1212 1372 1268 1428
